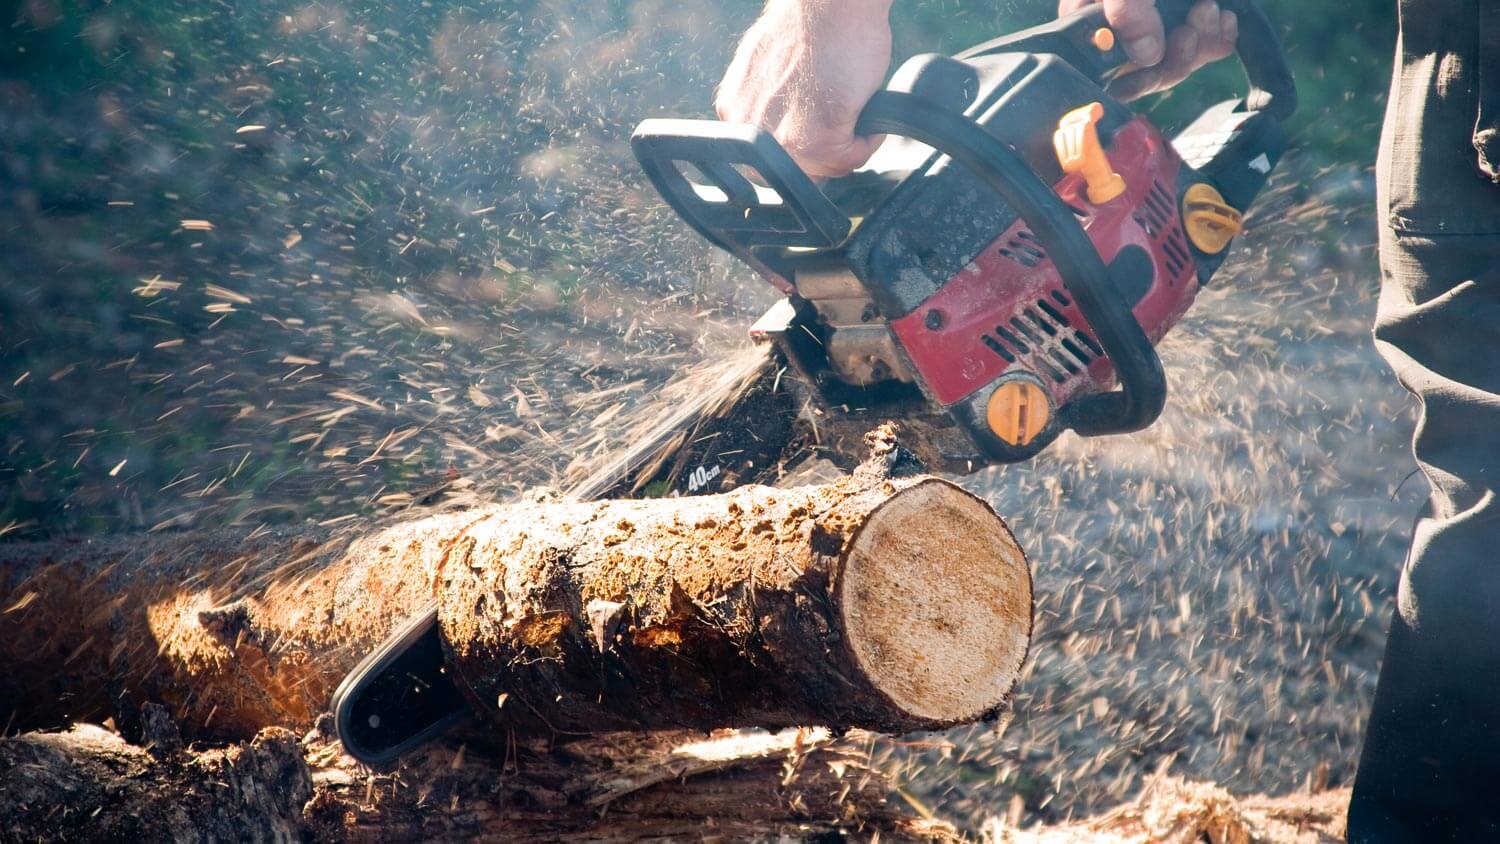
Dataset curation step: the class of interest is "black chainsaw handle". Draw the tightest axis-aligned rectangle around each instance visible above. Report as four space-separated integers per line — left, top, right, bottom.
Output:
631 119 850 281
960 0 1295 120
855 90 1166 439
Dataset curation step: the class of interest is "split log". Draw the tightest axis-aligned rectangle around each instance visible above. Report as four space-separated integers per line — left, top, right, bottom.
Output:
0 722 1351 843
0 445 1031 742
0 723 310 842
0 721 964 842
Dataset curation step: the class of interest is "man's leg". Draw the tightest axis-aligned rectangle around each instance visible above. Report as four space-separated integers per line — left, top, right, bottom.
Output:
1348 2 1500 835
1348 228 1500 841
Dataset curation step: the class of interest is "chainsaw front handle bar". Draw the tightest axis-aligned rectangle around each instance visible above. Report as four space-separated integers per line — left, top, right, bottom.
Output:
855 91 1166 437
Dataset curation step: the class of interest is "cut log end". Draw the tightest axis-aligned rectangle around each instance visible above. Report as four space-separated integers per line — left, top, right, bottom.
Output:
839 480 1032 725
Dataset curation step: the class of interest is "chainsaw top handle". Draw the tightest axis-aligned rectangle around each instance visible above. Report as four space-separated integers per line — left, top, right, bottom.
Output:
962 0 1295 120
630 0 1294 282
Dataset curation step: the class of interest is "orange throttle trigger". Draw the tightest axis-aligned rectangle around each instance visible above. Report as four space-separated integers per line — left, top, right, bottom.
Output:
1053 102 1126 204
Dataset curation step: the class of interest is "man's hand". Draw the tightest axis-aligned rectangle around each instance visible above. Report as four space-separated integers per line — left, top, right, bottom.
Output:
715 0 894 179
1059 0 1238 100
715 0 1238 180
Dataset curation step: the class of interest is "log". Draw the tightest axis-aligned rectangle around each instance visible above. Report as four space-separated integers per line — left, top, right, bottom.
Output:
0 721 964 842
0 443 1031 742
439 463 1033 735
0 514 474 740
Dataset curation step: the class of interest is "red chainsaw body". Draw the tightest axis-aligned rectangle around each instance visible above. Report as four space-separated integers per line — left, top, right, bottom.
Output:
888 117 1198 409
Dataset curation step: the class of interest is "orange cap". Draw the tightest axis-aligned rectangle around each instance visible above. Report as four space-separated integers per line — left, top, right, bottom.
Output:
1182 183 1244 253
986 379 1052 447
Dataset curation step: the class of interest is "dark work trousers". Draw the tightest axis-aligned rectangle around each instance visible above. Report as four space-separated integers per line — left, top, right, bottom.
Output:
1348 0 1500 840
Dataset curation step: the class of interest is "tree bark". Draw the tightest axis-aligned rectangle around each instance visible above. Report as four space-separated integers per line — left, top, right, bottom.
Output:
0 445 1031 743
0 513 471 740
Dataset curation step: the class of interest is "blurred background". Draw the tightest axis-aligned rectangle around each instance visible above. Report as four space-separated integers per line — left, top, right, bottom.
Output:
0 0 1411 830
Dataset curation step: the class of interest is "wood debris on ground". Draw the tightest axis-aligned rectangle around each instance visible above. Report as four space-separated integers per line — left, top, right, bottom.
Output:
0 722 961 842
984 776 1348 844
0 717 1349 842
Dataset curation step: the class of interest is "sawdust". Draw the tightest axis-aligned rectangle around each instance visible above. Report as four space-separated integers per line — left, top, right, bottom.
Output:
985 776 1347 843
0 0 1404 827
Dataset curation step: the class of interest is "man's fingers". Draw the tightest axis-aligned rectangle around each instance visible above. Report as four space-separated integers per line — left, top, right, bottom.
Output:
1185 0 1234 63
1188 0 1221 47
1107 66 1162 102
1104 0 1166 67
1153 19 1201 90
1200 9 1237 62
1059 0 1167 67
776 116 882 179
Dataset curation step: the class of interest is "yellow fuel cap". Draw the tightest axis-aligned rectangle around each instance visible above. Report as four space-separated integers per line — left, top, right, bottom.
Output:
1053 102 1126 205
986 378 1052 447
1182 183 1243 254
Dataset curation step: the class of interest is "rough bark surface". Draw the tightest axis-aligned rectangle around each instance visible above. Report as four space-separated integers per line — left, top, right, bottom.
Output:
0 447 1030 743
0 512 474 740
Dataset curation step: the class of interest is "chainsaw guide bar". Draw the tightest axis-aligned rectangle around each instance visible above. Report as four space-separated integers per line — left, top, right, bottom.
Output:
331 349 819 767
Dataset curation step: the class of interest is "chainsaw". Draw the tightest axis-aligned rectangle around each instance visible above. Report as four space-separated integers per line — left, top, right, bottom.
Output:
632 0 1294 474
330 0 1293 766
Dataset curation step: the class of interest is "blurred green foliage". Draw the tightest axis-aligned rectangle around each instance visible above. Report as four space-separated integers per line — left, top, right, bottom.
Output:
892 0 1397 164
4 0 1396 165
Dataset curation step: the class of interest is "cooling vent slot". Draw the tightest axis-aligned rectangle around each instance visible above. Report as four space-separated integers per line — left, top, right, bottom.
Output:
998 229 1047 267
981 297 1102 383
1134 181 1175 238
1134 180 1194 284
1162 227 1191 280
